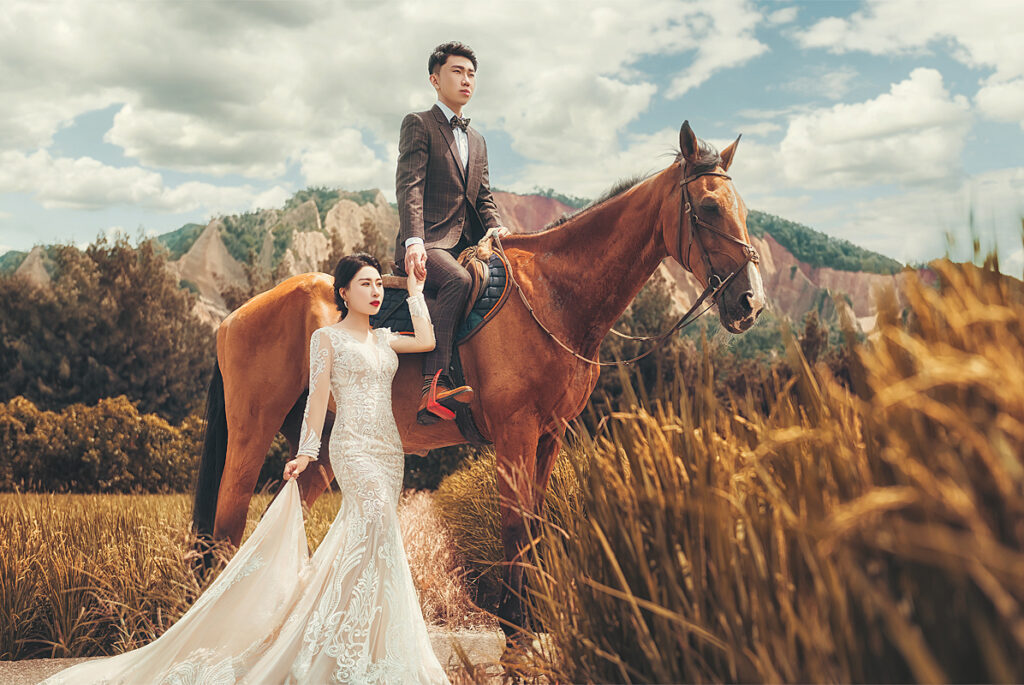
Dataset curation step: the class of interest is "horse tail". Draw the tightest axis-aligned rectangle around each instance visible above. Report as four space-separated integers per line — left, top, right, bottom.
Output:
192 358 227 540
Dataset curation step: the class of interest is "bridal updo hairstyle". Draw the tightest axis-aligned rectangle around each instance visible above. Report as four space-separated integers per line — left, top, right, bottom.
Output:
333 253 382 317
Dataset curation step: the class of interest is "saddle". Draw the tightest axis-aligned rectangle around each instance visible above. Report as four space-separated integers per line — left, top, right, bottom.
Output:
371 238 511 444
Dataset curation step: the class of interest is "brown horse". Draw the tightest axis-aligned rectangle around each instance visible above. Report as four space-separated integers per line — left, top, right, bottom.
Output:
192 120 765 639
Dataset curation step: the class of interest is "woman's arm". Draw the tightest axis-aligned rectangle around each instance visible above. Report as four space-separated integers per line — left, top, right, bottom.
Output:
284 328 333 480
389 269 435 354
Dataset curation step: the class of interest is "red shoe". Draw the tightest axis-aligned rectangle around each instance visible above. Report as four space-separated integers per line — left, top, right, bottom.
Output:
417 370 473 425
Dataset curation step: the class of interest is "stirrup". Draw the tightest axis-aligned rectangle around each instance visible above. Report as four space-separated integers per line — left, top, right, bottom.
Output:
425 369 457 420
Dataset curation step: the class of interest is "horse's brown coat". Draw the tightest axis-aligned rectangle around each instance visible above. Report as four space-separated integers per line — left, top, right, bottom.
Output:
203 122 764 639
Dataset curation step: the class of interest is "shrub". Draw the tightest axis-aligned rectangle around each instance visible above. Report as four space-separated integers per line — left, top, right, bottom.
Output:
0 396 199 493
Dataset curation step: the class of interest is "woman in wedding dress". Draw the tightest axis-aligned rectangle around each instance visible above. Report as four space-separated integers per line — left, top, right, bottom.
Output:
44 253 450 684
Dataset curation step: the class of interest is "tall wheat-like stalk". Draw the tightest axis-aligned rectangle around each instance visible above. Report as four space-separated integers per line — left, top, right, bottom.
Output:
438 259 1024 683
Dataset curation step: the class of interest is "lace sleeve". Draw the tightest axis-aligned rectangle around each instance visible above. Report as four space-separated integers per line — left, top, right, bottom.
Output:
296 329 333 460
407 292 430 321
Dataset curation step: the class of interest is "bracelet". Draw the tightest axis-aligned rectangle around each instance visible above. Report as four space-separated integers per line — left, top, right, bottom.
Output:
407 293 431 321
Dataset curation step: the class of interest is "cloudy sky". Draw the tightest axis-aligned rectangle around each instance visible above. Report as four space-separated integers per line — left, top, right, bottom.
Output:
1 0 1022 271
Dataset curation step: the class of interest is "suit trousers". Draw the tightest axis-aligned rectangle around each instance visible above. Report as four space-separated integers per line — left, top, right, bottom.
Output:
422 237 472 379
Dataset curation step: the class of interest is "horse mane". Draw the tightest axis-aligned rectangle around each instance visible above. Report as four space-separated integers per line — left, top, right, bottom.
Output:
544 139 723 230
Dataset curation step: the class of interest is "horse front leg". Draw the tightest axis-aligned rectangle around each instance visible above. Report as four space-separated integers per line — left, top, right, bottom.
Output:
494 421 542 643
533 425 566 518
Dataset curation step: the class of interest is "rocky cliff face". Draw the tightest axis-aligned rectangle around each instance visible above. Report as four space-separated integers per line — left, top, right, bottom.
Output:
170 191 400 324
0 189 952 336
492 192 573 233
659 232 923 331
155 188 913 331
13 246 53 287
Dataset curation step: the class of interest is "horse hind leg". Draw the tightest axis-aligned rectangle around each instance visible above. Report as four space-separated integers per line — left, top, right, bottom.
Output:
279 393 336 507
213 408 282 547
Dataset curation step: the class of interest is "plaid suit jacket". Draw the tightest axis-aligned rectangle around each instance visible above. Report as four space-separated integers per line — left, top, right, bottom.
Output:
395 105 502 266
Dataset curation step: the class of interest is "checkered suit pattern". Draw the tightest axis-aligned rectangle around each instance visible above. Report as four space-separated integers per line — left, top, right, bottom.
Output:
394 104 503 378
395 105 502 266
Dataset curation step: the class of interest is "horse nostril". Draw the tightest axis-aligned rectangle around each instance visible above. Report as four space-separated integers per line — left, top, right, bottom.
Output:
739 291 754 314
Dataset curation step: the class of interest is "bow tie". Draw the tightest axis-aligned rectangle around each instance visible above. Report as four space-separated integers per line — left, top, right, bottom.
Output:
450 114 470 132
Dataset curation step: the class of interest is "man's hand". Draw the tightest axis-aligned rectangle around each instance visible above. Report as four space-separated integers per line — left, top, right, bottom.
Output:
405 243 428 281
496 226 511 238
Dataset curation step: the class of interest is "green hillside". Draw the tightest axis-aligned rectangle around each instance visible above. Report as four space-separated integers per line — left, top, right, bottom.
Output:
155 223 204 260
152 187 382 263
0 250 27 274
2 189 903 278
747 210 902 275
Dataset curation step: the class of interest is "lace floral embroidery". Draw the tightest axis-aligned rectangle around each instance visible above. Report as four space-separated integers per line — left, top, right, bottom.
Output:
199 554 264 605
407 292 431 321
296 329 331 460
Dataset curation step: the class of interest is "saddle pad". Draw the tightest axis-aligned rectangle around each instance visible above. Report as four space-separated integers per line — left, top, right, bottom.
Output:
369 253 509 344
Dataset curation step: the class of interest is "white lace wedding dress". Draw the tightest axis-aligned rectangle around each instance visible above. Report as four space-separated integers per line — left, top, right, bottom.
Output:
44 322 450 684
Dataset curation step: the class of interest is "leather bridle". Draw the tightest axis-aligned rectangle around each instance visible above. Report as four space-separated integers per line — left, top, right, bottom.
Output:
676 168 760 298
491 162 761 367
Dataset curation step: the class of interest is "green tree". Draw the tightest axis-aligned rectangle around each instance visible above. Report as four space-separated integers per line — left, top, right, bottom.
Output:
0 237 215 423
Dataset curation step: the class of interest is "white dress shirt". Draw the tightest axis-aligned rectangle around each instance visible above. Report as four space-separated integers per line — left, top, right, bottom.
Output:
435 100 469 168
405 101 469 249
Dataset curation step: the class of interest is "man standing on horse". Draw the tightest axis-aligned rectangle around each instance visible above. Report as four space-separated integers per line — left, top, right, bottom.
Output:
395 41 510 426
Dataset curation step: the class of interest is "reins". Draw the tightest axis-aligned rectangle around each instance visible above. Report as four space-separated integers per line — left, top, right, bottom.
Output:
490 165 759 368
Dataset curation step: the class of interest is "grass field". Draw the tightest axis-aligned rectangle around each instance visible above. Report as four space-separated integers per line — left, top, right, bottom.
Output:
4 258 1022 683
433 259 1024 683
0 488 491 661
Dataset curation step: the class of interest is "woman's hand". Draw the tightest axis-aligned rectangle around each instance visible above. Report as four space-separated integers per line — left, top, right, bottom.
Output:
406 263 426 297
283 455 311 481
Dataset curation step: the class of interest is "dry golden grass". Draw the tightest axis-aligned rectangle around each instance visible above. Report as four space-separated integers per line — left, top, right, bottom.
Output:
0 487 484 660
399 490 496 629
433 447 587 613
436 259 1024 683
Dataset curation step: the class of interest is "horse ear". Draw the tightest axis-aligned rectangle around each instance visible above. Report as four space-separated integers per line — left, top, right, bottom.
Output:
679 120 698 162
720 134 741 171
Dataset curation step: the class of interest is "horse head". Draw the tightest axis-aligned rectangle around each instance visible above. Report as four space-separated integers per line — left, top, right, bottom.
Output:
662 120 765 333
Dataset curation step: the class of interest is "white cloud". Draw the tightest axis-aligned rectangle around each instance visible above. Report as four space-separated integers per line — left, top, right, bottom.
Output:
250 186 294 213
766 6 798 26
780 66 858 101
737 105 812 121
975 78 1024 128
0 0 769 188
737 122 782 137
709 136 784 196
794 0 1024 124
772 166 1024 265
665 1 768 97
298 129 393 191
778 68 971 188
508 128 680 199
0 150 272 214
105 105 292 179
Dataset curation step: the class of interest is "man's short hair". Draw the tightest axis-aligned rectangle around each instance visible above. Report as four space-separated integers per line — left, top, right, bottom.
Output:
428 42 478 75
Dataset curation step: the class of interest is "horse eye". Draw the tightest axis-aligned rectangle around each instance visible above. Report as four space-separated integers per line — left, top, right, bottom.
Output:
701 200 719 212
